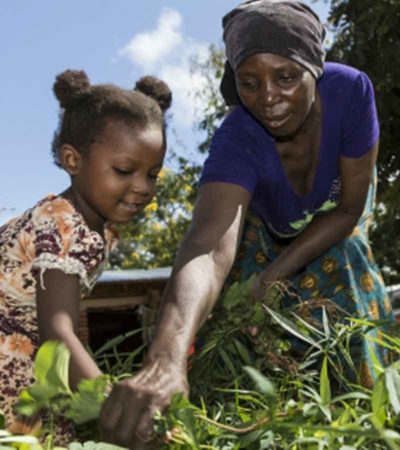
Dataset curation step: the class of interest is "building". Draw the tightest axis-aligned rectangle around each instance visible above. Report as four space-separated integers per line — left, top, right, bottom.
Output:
80 269 400 352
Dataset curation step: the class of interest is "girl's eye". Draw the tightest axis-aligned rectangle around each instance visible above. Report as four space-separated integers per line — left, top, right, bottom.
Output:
148 172 160 180
114 167 132 175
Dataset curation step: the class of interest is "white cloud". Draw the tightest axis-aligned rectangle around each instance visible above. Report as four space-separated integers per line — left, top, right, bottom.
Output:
119 9 183 72
118 8 211 130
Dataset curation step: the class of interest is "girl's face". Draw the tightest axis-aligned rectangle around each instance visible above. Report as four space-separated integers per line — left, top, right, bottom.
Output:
68 120 165 232
235 53 316 138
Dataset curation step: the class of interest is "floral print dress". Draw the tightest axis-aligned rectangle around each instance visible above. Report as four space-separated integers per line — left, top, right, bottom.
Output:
0 194 118 432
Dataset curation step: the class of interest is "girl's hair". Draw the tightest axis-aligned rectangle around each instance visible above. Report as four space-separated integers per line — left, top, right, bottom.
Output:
51 70 172 167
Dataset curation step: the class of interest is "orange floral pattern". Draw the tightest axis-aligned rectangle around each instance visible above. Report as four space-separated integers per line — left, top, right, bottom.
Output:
0 194 118 433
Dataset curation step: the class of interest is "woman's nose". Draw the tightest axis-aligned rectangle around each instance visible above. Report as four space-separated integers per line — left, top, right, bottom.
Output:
260 80 279 106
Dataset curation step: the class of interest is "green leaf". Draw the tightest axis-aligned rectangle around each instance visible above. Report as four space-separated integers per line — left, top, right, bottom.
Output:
34 341 71 393
233 338 252 366
322 307 330 339
219 348 238 378
65 375 111 424
385 363 400 415
166 394 200 448
371 376 388 429
320 357 331 406
14 389 42 417
243 366 276 402
263 306 321 349
93 328 143 357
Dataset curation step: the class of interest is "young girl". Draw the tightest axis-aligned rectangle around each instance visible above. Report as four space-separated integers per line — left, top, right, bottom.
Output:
0 69 172 434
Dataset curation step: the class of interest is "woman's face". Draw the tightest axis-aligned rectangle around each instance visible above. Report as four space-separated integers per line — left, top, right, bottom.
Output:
235 53 316 138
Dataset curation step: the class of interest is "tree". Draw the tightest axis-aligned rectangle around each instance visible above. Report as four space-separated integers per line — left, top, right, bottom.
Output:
327 0 400 283
111 2 399 283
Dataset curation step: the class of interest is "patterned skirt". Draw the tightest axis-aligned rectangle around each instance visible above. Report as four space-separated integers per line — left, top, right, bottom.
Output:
226 206 393 387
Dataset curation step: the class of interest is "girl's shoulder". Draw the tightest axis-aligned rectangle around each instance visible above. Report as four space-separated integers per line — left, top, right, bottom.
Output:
0 194 63 240
1 193 117 252
30 194 118 250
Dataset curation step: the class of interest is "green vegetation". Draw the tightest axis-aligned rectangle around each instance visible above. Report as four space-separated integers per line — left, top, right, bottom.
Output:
2 278 399 449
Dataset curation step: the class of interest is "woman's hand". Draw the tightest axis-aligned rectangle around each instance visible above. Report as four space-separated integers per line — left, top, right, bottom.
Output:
251 268 278 301
100 359 188 449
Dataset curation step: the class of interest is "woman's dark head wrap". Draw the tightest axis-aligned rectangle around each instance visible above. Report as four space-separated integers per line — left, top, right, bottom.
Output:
220 0 326 105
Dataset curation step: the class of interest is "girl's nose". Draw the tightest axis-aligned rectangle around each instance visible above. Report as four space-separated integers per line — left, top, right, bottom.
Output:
130 174 152 197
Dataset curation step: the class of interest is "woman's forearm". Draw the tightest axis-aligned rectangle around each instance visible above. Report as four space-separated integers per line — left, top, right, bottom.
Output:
145 187 248 367
145 244 235 367
264 207 360 282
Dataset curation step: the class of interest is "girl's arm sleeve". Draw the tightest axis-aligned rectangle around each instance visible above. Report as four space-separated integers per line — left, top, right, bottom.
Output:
31 206 106 291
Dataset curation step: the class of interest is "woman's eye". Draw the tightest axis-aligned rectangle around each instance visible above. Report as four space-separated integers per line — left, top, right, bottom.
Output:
279 75 293 82
278 72 300 84
238 79 257 90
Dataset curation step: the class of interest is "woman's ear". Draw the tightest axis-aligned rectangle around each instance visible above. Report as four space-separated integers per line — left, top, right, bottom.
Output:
59 144 82 175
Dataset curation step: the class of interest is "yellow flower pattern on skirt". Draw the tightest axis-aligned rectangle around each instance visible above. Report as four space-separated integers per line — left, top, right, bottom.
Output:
226 202 393 387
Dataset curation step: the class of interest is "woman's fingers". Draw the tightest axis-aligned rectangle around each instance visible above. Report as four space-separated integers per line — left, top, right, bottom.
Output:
130 409 157 448
100 387 125 443
100 363 188 448
100 382 141 446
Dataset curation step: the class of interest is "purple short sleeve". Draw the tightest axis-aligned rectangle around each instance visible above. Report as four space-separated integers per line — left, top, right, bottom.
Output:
199 124 259 194
340 71 379 158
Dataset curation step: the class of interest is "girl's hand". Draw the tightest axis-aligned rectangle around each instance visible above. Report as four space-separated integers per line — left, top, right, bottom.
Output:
100 359 189 449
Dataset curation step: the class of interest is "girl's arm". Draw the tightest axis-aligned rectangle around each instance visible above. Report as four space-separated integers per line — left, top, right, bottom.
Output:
36 269 102 390
253 142 379 295
100 182 251 449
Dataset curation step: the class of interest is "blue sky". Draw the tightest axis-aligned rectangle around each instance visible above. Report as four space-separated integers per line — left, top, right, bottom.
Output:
0 0 329 225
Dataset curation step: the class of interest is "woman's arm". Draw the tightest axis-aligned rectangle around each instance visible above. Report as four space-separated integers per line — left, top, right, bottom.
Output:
100 182 250 449
36 269 102 390
253 142 379 294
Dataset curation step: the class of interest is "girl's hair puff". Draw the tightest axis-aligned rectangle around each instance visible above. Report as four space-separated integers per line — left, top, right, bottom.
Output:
51 69 172 168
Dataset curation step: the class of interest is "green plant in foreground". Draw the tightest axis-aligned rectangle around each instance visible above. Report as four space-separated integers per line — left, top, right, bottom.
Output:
7 278 400 449
13 341 124 449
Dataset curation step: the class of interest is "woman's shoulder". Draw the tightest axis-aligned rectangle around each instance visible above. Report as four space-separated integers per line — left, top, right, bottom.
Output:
319 62 371 90
215 105 269 144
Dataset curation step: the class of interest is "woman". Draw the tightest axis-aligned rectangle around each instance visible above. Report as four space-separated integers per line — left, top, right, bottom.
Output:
100 1 393 447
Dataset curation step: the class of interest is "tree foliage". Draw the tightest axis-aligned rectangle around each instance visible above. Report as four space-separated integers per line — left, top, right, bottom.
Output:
111 2 399 283
327 0 400 283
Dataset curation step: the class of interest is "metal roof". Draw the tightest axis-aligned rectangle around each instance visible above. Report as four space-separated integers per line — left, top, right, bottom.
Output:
98 267 172 283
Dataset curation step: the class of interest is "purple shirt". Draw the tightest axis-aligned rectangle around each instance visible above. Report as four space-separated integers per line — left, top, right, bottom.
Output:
199 62 379 238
